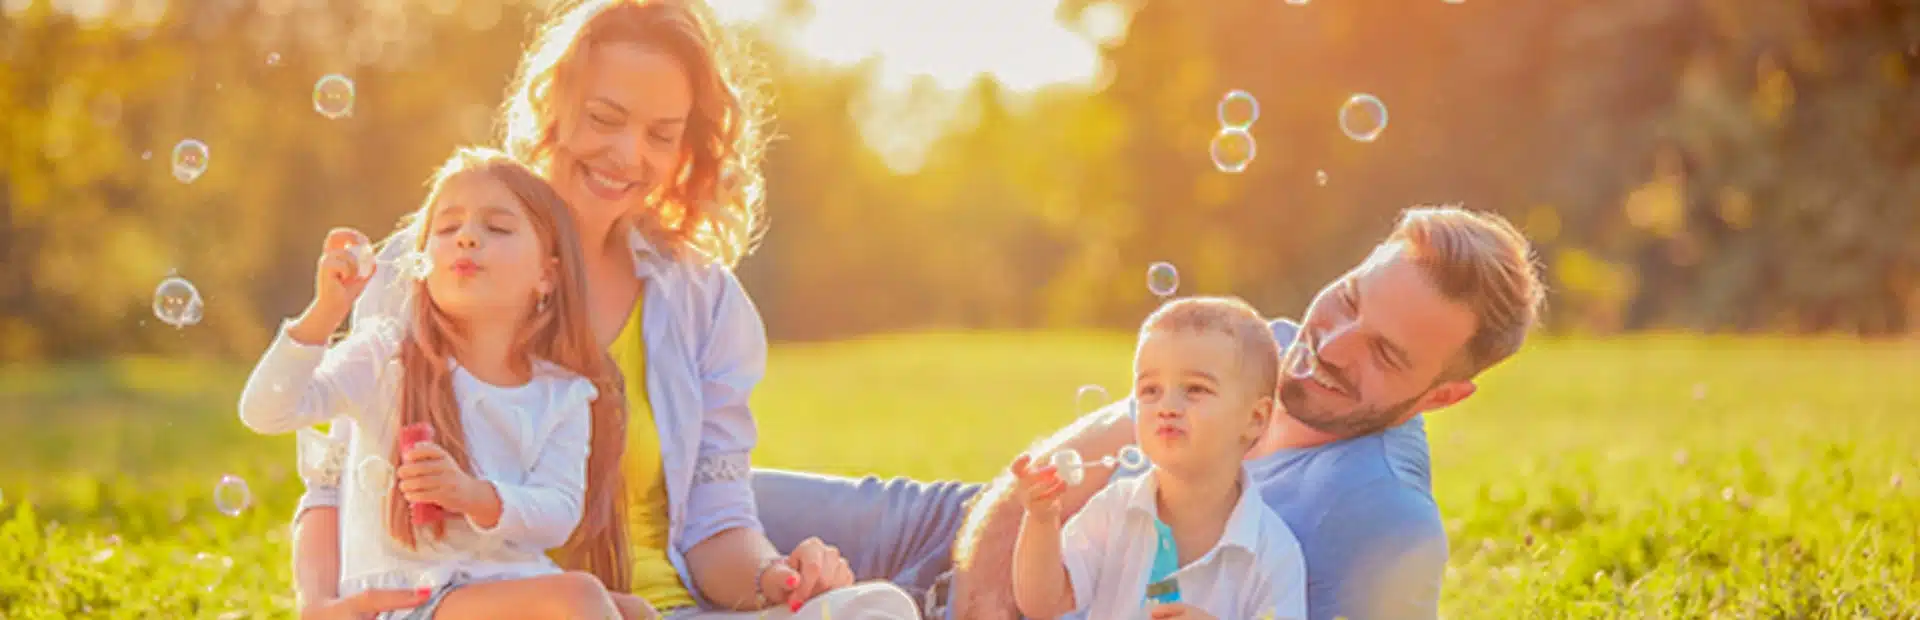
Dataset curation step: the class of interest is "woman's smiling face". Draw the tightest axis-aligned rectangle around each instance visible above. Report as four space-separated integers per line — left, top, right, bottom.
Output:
548 42 694 234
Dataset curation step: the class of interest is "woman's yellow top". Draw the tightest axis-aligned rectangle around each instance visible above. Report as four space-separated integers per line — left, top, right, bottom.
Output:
607 296 697 610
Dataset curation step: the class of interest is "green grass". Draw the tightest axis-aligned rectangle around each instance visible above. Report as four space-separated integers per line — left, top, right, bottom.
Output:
2 333 1918 618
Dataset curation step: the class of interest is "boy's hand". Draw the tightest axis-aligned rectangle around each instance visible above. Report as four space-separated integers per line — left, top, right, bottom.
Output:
1010 453 1068 519
1148 602 1216 620
291 228 375 344
396 441 491 516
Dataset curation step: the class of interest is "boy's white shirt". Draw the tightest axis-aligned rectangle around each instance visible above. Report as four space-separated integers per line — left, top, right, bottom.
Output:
1060 466 1307 620
239 321 598 592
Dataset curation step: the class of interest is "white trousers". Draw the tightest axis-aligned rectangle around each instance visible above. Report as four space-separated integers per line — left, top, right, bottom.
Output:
667 582 920 620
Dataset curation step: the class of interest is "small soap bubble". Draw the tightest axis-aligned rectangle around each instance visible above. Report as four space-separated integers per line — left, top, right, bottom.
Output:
1316 170 1329 187
1209 128 1255 174
1338 94 1389 142
1075 385 1109 415
1692 383 1708 401
213 475 250 516
267 52 281 66
1116 445 1147 470
153 276 204 329
395 251 434 281
1217 90 1259 130
313 74 356 120
1049 450 1086 486
359 455 396 495
1146 262 1179 298
1286 0 1309 4
171 139 209 183
140 150 152 161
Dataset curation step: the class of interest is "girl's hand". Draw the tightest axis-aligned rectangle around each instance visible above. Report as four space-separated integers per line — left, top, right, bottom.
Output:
395 441 491 517
609 592 661 620
1010 453 1068 520
760 537 854 613
291 228 376 345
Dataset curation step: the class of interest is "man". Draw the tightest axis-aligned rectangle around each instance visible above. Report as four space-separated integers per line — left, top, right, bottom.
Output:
752 205 1545 619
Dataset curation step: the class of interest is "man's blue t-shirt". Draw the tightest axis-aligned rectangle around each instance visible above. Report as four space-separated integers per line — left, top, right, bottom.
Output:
1124 319 1446 620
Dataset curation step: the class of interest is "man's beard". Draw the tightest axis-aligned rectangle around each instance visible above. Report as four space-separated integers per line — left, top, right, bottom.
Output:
1278 377 1423 438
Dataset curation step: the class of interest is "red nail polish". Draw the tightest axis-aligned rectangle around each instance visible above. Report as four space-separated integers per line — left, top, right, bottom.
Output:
415 587 432 599
786 575 798 588
790 600 803 613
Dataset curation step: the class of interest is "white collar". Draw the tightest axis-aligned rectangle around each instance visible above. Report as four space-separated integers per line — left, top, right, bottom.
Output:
623 226 673 297
1121 465 1266 556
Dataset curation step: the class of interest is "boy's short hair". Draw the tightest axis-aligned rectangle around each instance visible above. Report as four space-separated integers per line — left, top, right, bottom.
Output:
1139 296 1281 399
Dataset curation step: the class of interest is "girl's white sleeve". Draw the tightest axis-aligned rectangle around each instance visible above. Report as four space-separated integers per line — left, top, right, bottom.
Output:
466 376 596 551
238 321 398 434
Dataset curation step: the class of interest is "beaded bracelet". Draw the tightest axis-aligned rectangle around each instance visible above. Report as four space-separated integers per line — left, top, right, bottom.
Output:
753 555 788 607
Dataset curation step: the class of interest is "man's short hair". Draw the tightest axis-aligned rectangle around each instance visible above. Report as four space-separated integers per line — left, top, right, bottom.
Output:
1385 205 1546 379
1139 296 1282 398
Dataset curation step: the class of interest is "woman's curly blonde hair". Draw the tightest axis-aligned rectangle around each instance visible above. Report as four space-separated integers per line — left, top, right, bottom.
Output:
499 0 772 268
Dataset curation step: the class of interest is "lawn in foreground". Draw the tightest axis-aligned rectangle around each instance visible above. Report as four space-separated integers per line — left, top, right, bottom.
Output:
0 332 1915 618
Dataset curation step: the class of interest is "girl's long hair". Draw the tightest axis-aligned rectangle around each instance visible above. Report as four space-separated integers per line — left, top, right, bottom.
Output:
384 147 631 591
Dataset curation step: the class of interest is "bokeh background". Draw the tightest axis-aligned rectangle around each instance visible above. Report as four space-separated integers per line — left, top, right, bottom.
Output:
2 0 1919 617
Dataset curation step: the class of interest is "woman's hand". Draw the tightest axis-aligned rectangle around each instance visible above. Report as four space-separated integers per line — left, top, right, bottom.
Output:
298 588 430 620
1148 602 1217 620
759 537 854 612
396 441 497 522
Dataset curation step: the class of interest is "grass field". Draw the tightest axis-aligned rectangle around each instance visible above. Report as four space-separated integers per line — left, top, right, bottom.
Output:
1 332 1917 618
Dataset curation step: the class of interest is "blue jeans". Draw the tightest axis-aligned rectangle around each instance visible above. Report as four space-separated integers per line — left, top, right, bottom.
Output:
751 469 982 619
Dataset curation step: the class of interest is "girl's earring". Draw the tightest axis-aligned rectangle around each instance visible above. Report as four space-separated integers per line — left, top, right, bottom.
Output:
536 292 552 313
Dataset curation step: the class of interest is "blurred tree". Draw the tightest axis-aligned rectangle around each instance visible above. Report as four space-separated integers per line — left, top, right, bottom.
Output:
1 0 1915 364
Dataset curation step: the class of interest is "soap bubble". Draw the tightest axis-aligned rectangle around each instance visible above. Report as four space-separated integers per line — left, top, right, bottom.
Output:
1075 385 1109 415
1049 450 1086 486
1209 128 1255 174
213 475 250 516
1316 170 1329 187
1146 262 1179 298
313 74 356 120
358 455 395 496
153 276 204 329
1217 90 1259 130
1338 94 1389 142
395 250 434 281
171 139 209 183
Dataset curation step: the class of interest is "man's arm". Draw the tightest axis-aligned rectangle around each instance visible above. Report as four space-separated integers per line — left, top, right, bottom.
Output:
951 400 1136 619
1303 481 1448 620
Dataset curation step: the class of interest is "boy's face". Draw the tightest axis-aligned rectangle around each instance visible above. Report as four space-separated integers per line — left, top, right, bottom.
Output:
1132 329 1272 479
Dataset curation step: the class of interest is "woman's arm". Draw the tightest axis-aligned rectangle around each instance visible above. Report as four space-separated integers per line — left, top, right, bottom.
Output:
292 506 344 607
679 266 782 609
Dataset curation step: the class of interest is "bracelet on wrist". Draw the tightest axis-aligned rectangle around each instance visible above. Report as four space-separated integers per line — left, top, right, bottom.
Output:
753 555 788 607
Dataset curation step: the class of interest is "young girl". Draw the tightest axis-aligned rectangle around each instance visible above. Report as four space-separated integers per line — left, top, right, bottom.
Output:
240 147 645 620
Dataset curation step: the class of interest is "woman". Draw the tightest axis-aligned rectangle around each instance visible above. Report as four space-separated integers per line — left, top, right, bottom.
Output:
289 1 918 618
